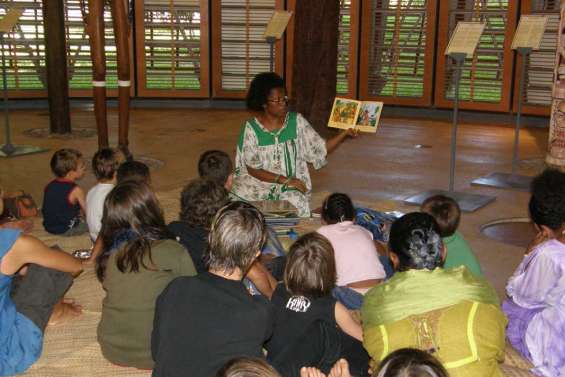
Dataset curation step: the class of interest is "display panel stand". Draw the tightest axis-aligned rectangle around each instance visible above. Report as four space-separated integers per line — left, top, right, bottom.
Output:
0 8 47 158
471 48 533 191
404 22 494 212
472 15 547 191
267 36 276 72
264 11 292 72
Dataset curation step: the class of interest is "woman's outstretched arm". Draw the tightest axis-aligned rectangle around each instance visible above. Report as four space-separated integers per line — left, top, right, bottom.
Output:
326 128 357 155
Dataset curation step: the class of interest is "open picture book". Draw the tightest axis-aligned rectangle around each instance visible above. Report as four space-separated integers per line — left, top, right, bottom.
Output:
328 97 384 133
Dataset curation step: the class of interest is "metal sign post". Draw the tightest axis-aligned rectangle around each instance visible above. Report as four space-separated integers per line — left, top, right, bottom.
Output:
404 40 495 212
471 47 534 191
0 8 47 158
264 11 292 72
267 36 276 72
448 52 465 191
472 15 547 190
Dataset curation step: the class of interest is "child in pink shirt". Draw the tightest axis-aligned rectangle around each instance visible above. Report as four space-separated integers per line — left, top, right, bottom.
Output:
317 193 385 309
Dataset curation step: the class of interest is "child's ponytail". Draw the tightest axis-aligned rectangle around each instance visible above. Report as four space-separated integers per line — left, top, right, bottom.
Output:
321 193 355 225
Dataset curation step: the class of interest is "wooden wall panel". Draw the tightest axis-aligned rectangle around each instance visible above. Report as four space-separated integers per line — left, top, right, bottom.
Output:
358 0 437 106
434 0 517 112
211 0 285 99
0 1 46 97
135 0 209 98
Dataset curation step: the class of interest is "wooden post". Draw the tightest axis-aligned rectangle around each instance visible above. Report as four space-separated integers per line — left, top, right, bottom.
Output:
42 0 71 134
547 0 565 169
291 0 340 136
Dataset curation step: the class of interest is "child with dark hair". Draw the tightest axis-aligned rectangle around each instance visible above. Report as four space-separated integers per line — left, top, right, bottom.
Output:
96 181 196 369
421 195 482 276
42 148 87 236
503 169 565 377
116 160 150 184
198 150 286 284
266 232 369 377
86 148 122 241
152 201 273 377
317 193 385 310
362 212 506 377
374 348 449 377
168 178 230 273
168 178 277 296
198 150 234 189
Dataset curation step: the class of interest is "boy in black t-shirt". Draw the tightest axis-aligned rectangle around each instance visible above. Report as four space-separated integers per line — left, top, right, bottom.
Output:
152 201 273 377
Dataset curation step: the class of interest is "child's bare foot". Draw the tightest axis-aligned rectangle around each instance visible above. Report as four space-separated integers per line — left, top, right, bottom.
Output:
48 299 82 326
300 367 326 377
328 359 351 377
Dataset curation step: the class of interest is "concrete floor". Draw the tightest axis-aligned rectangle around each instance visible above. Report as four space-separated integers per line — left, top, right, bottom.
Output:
0 107 549 296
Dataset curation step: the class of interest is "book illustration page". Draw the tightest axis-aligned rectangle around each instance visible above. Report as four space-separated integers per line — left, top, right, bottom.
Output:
355 102 383 133
328 97 361 130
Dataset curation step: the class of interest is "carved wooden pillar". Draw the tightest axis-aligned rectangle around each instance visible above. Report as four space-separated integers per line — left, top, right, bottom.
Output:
290 0 340 136
42 0 71 134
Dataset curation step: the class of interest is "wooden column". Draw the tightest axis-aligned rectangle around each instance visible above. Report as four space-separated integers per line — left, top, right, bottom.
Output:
547 0 565 169
291 0 340 136
42 0 71 134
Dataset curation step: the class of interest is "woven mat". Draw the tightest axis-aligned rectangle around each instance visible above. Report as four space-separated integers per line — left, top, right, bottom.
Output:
500 344 535 377
20 187 533 377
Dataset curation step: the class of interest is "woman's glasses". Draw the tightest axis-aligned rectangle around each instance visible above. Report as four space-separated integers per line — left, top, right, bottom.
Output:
267 96 289 104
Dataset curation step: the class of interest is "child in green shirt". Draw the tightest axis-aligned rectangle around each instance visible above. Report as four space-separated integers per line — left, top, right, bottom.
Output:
421 195 483 276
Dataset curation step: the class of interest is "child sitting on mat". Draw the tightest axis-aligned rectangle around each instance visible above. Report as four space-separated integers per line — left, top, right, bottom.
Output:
198 150 286 280
116 160 151 185
42 148 87 236
152 201 273 377
198 150 234 190
86 148 122 242
421 195 482 276
317 193 386 310
266 232 369 377
168 178 277 297
168 178 230 273
96 181 196 369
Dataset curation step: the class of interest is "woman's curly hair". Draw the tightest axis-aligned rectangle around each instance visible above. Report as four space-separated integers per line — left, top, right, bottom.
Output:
246 72 285 112
529 168 565 230
180 178 229 228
